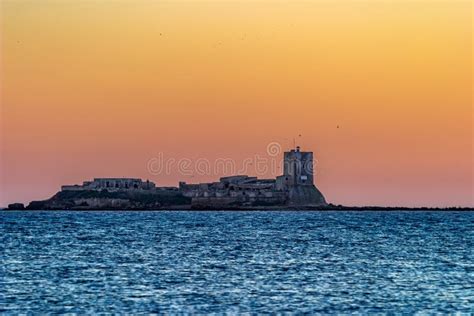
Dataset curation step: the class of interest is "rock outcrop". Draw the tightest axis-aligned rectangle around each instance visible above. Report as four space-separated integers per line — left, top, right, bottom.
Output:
7 203 25 210
288 185 327 206
26 190 191 210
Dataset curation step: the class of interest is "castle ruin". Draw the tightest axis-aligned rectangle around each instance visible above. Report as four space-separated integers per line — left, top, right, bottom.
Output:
59 147 327 208
61 178 157 192
179 146 327 207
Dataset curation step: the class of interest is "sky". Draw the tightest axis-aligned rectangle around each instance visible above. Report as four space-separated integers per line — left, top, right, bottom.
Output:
1 0 472 207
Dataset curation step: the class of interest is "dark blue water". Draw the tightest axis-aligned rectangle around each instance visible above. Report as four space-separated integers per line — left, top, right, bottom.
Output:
1 211 473 313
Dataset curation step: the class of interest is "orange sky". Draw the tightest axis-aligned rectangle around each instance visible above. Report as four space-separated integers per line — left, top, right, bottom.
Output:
1 0 472 207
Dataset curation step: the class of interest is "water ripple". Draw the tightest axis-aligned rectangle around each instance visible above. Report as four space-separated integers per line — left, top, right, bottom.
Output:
1 211 473 313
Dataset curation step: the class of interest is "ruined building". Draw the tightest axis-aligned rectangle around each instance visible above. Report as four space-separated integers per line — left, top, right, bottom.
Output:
61 178 156 192
57 147 327 209
180 147 327 208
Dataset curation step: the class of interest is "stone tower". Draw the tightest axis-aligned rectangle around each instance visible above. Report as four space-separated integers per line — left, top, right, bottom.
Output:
283 146 314 186
277 146 327 206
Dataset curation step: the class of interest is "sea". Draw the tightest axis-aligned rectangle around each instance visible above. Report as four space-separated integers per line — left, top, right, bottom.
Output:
1 210 473 313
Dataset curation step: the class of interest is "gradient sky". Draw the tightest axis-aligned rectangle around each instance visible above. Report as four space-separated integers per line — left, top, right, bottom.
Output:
1 0 472 207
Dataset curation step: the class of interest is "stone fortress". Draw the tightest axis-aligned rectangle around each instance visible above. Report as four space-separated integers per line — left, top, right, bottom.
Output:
56 146 326 209
179 146 326 207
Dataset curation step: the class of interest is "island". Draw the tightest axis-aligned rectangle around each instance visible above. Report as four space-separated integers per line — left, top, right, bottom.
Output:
7 147 329 210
